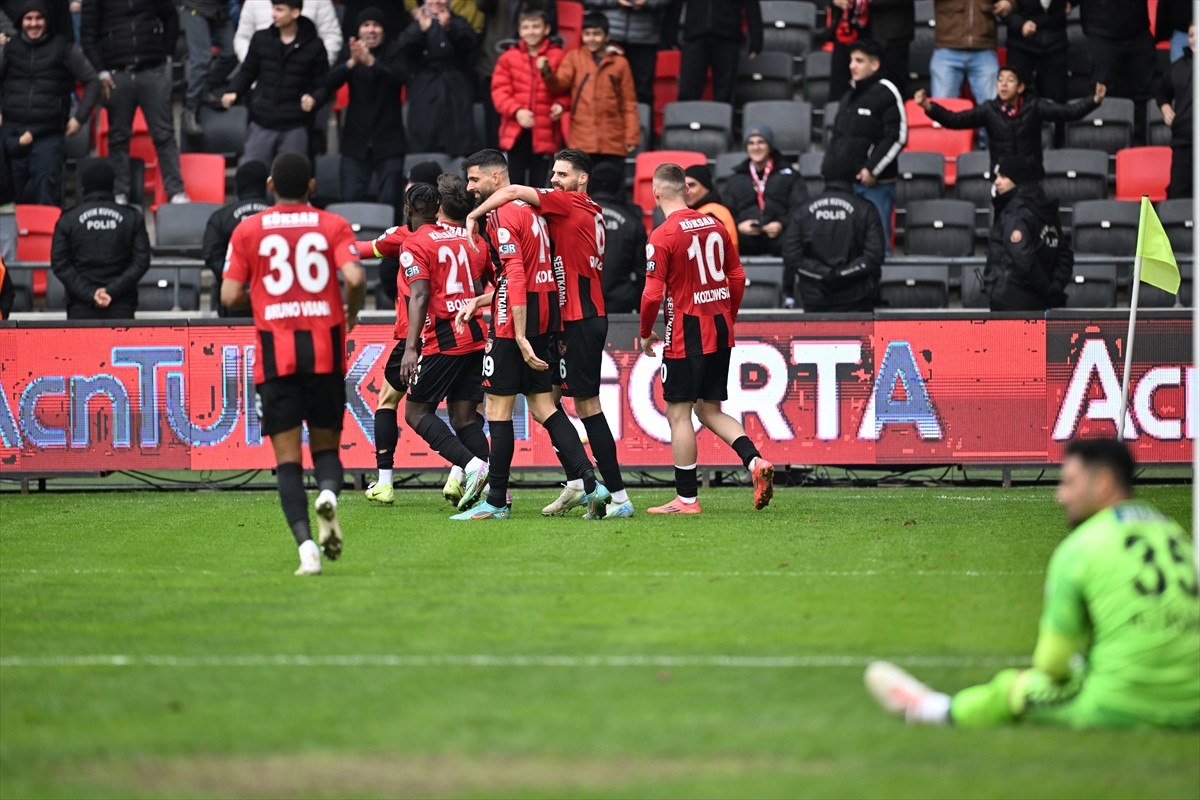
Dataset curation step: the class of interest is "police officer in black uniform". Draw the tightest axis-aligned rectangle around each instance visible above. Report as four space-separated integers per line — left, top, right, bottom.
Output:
984 154 1073 312
781 152 885 313
203 159 270 317
50 159 150 319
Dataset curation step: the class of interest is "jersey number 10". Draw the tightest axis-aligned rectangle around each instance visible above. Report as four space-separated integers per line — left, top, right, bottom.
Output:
686 231 726 286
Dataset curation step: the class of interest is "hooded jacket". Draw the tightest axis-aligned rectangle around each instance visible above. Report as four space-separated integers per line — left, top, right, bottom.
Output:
826 71 907 183
0 1 99 136
543 43 639 157
724 152 808 228
80 0 178 72
228 15 329 132
925 92 1100 171
328 34 407 159
51 187 151 315
491 36 567 153
984 182 1072 311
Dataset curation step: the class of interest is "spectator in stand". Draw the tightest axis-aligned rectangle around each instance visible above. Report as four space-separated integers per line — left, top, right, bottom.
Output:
81 0 189 205
1156 0 1193 62
328 6 407 209
665 0 762 106
491 7 566 188
1076 0 1156 146
1 0 70 38
235 0 341 66
984 155 1072 312
930 0 1002 108
539 11 639 170
0 0 98 206
396 0 478 156
202 160 270 317
825 39 905 253
340 0 409 46
781 151 885 313
997 1 1069 111
683 164 738 250
1157 23 1194 199
51 159 150 320
830 0 915 100
584 0 670 106
222 0 329 166
178 0 237 139
915 67 1106 172
724 126 806 257
404 0 484 33
587 160 644 314
476 0 557 149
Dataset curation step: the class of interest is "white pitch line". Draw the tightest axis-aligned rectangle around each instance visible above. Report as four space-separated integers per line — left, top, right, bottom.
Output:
0 654 1024 669
0 568 1043 578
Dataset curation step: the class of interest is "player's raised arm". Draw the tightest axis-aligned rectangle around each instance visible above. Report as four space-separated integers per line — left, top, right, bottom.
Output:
465 185 542 251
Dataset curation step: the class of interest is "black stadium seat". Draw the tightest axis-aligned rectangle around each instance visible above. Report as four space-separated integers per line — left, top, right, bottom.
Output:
878 265 950 309
903 199 975 257
741 100 813 156
735 51 796 105
760 1 818 58
1065 263 1117 308
661 101 734 158
1065 98 1135 155
1071 199 1140 255
1042 148 1109 210
154 202 223 257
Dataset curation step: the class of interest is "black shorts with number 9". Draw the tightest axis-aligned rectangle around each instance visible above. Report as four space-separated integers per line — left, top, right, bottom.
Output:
481 334 555 397
660 350 731 403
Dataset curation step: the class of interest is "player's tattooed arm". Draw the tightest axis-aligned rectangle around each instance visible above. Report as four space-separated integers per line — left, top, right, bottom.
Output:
465 186 541 250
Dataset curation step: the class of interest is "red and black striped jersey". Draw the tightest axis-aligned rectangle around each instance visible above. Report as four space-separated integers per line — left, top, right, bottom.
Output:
535 188 606 320
225 204 359 383
398 221 490 356
481 199 560 339
360 226 414 341
639 208 745 358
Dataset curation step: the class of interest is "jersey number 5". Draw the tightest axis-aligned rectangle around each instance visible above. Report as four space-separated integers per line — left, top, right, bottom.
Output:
259 232 331 296
686 231 726 286
1124 534 1199 597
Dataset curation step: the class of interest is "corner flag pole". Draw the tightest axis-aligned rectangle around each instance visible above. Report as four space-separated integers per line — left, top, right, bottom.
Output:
1116 201 1147 444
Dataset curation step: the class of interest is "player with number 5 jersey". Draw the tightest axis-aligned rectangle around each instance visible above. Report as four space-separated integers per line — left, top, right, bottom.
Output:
221 153 366 576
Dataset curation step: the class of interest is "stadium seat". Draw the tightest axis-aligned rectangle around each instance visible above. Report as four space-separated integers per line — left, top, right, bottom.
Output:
903 199 975 257
661 101 734 158
6 267 33 312
15 203 61 298
137 267 202 311
96 107 157 198
908 21 935 95
311 154 342 208
905 131 973 186
954 150 994 236
735 51 796 105
743 261 785 308
914 0 935 27
1156 198 1194 254
403 152 459 175
652 49 682 139
326 202 395 242
802 49 832 109
798 150 824 196
64 124 91 164
896 151 946 208
156 153 226 206
818 100 838 144
1146 100 1170 147
1071 199 1140 255
905 98 974 128
713 151 745 196
556 0 583 50
1064 262 1117 308
760 1 818 57
192 105 248 159
741 100 812 156
1115 146 1171 201
637 102 651 152
633 150 707 223
878 264 950 309
1065 97 1135 155
960 263 987 308
154 202 223 256
1042 148 1109 209
44 267 66 309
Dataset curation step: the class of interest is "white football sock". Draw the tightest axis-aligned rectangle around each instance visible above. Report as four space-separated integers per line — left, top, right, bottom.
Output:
912 692 952 725
465 457 485 474
450 465 465 482
377 469 393 486
678 495 697 505
611 490 629 503
298 539 320 563
566 479 585 491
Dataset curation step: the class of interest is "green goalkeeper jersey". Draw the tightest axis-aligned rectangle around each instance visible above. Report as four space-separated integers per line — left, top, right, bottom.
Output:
1040 501 1200 727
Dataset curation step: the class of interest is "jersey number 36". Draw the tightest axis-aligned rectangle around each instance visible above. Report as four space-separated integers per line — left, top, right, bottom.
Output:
260 232 332 296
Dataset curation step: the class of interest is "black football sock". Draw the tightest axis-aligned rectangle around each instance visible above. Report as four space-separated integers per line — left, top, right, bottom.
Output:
675 464 699 501
485 420 514 507
276 461 311 544
731 436 760 470
311 448 342 496
454 418 491 461
544 410 596 493
582 412 624 492
553 403 582 481
416 413 475 469
374 408 398 469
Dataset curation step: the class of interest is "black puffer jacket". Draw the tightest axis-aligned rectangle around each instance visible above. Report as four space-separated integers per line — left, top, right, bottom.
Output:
0 14 99 136
327 37 406 159
1078 0 1151 40
984 183 1072 311
80 0 178 71
1003 0 1069 54
1156 47 1193 146
781 180 885 311
869 0 916 46
228 15 329 131
51 189 151 314
664 0 763 50
725 152 808 227
925 92 1100 171
826 72 907 183
591 190 646 314
178 0 225 18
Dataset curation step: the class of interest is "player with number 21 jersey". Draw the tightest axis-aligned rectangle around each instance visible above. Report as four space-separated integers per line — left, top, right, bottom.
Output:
400 221 489 355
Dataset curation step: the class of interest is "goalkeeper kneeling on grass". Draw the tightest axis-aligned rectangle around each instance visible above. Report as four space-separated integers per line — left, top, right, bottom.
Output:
867 438 1199 729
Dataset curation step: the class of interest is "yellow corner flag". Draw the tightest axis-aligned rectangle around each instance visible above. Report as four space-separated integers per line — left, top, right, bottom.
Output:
1135 195 1180 294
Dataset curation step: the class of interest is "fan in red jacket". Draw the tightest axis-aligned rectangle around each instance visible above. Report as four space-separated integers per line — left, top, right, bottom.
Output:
490 7 567 189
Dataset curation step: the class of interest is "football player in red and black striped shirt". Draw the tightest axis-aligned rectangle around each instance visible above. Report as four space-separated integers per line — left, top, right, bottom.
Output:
452 148 611 520
221 153 366 575
465 149 632 519
639 163 775 514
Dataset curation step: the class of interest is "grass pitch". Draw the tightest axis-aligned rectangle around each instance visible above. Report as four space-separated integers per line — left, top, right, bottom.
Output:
1 483 1196 799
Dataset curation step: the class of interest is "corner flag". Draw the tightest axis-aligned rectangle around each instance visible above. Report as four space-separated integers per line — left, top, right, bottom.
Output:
1135 196 1180 294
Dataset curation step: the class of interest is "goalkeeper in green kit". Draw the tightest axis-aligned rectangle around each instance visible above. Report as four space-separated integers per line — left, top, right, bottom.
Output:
867 438 1199 729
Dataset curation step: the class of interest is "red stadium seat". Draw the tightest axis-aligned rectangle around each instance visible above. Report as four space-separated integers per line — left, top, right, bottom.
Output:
96 107 157 198
15 204 62 297
1115 146 1171 201
155 153 227 205
557 0 583 50
652 49 682 139
905 99 976 185
905 98 974 128
333 83 350 113
634 150 707 232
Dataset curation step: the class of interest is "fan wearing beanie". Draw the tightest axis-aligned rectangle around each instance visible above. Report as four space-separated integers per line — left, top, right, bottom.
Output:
50 158 150 320
683 165 739 250
780 150 885 313
983 155 1073 312
724 125 807 256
